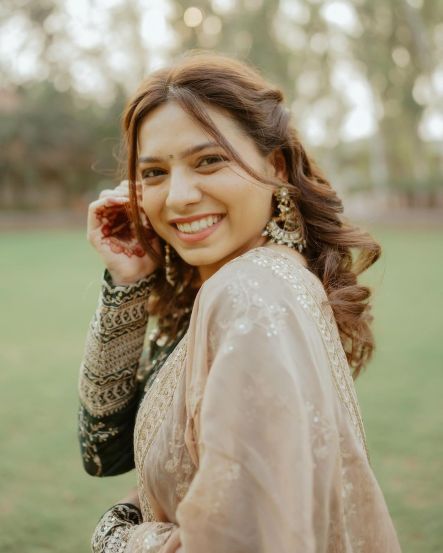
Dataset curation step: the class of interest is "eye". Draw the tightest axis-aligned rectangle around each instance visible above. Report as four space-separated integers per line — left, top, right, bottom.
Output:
198 154 228 167
141 168 165 180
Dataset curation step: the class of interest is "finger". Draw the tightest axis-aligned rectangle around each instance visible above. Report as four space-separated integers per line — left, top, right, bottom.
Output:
98 188 119 199
114 179 141 191
87 199 108 233
168 531 181 553
114 186 129 195
87 197 127 233
104 196 130 204
88 197 128 216
99 190 130 200
159 531 180 553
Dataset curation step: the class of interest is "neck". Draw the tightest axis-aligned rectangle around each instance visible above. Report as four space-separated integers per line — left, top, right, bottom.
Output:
197 236 271 284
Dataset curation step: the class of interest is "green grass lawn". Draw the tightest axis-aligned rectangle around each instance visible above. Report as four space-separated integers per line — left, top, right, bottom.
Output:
0 227 442 552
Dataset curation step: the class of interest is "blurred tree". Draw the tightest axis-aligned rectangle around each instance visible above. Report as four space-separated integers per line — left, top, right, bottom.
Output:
0 82 124 209
167 0 292 98
166 0 353 186
350 0 442 205
0 0 442 210
0 0 153 101
0 0 150 209
166 0 442 205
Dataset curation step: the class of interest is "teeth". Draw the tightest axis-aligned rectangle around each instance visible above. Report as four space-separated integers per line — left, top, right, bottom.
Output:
177 215 223 234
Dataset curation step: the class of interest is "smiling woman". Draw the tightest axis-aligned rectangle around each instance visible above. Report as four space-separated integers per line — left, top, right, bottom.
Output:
137 137 234 248
137 100 277 282
78 51 402 553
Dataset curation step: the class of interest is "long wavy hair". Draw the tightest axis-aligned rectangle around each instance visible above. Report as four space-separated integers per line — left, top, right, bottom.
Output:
122 51 380 378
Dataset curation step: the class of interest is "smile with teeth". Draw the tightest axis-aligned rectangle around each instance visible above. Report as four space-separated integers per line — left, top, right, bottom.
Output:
175 214 224 234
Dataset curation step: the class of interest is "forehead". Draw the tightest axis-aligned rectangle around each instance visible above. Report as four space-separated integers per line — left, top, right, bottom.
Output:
138 100 246 156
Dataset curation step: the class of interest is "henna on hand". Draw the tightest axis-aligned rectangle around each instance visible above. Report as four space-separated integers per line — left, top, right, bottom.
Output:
105 237 146 258
96 203 133 240
96 203 151 258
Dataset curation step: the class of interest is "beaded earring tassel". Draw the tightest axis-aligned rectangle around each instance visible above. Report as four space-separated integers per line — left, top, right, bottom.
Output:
261 186 306 252
164 242 176 287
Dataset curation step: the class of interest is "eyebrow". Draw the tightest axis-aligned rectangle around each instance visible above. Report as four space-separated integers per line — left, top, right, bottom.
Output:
138 141 223 164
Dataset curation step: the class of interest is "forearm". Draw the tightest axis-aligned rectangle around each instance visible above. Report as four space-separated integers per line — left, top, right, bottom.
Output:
78 402 138 476
79 268 157 416
78 268 157 475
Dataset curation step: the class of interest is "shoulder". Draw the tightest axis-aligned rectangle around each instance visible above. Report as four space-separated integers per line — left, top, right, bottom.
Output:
201 246 317 301
198 246 323 329
199 247 279 305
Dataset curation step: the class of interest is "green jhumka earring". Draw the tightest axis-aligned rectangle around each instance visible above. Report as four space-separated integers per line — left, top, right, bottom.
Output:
261 186 306 252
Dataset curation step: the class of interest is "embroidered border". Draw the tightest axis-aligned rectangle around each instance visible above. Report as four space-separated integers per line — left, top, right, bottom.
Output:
78 406 120 475
133 332 189 521
91 503 142 553
79 271 157 417
242 248 369 459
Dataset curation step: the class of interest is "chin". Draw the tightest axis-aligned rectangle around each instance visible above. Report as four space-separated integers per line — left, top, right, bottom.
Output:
177 244 226 266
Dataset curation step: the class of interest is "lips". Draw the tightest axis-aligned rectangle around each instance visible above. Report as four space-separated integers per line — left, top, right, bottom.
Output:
169 213 225 225
172 214 226 243
175 214 224 234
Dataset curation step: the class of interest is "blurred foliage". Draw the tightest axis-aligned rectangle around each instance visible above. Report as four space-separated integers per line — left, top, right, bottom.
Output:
0 82 125 209
0 0 442 210
349 0 443 194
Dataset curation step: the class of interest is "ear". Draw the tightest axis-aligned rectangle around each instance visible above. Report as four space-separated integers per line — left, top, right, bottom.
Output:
267 148 288 182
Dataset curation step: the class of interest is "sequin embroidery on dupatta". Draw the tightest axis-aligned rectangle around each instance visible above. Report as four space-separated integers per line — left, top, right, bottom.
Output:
243 247 369 459
133 332 189 521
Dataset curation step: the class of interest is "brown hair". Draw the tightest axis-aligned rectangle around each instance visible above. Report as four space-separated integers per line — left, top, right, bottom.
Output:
122 51 380 377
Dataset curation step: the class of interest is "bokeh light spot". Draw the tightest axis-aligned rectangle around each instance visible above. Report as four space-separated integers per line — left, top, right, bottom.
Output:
392 46 411 67
184 7 203 28
203 15 222 35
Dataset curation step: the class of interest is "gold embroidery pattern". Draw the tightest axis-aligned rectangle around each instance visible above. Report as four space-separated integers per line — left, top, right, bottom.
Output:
239 247 369 459
164 421 195 501
305 399 333 463
209 270 289 358
126 521 177 553
91 503 142 553
78 407 119 476
204 457 241 518
79 272 156 417
134 332 189 521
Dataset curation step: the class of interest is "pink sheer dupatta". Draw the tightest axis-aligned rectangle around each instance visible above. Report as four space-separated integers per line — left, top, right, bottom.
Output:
174 247 402 553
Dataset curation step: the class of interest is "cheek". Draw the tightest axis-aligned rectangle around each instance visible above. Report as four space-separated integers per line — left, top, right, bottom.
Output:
229 184 273 222
141 189 162 222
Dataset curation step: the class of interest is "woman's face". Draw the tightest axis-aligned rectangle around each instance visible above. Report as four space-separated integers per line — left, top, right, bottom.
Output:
138 100 281 283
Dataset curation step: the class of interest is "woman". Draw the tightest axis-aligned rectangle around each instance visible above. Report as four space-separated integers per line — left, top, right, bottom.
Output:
78 52 402 552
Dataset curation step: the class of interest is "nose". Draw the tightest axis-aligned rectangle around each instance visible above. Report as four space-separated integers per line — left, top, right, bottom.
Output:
165 167 202 211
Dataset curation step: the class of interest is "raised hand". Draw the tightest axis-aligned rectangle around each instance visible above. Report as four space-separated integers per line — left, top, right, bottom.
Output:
87 180 162 285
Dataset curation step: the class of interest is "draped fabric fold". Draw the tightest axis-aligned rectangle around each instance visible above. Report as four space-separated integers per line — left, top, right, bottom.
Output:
174 247 401 553
124 246 401 553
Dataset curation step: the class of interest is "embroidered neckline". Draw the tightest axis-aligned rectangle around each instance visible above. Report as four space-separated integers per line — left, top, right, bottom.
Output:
202 245 311 286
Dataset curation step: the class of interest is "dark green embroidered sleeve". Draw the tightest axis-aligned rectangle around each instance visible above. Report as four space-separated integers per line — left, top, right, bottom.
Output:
78 268 157 476
78 268 191 476
78 270 189 476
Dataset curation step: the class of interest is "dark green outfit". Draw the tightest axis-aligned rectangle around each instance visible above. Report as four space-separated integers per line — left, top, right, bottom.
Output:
78 268 190 477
